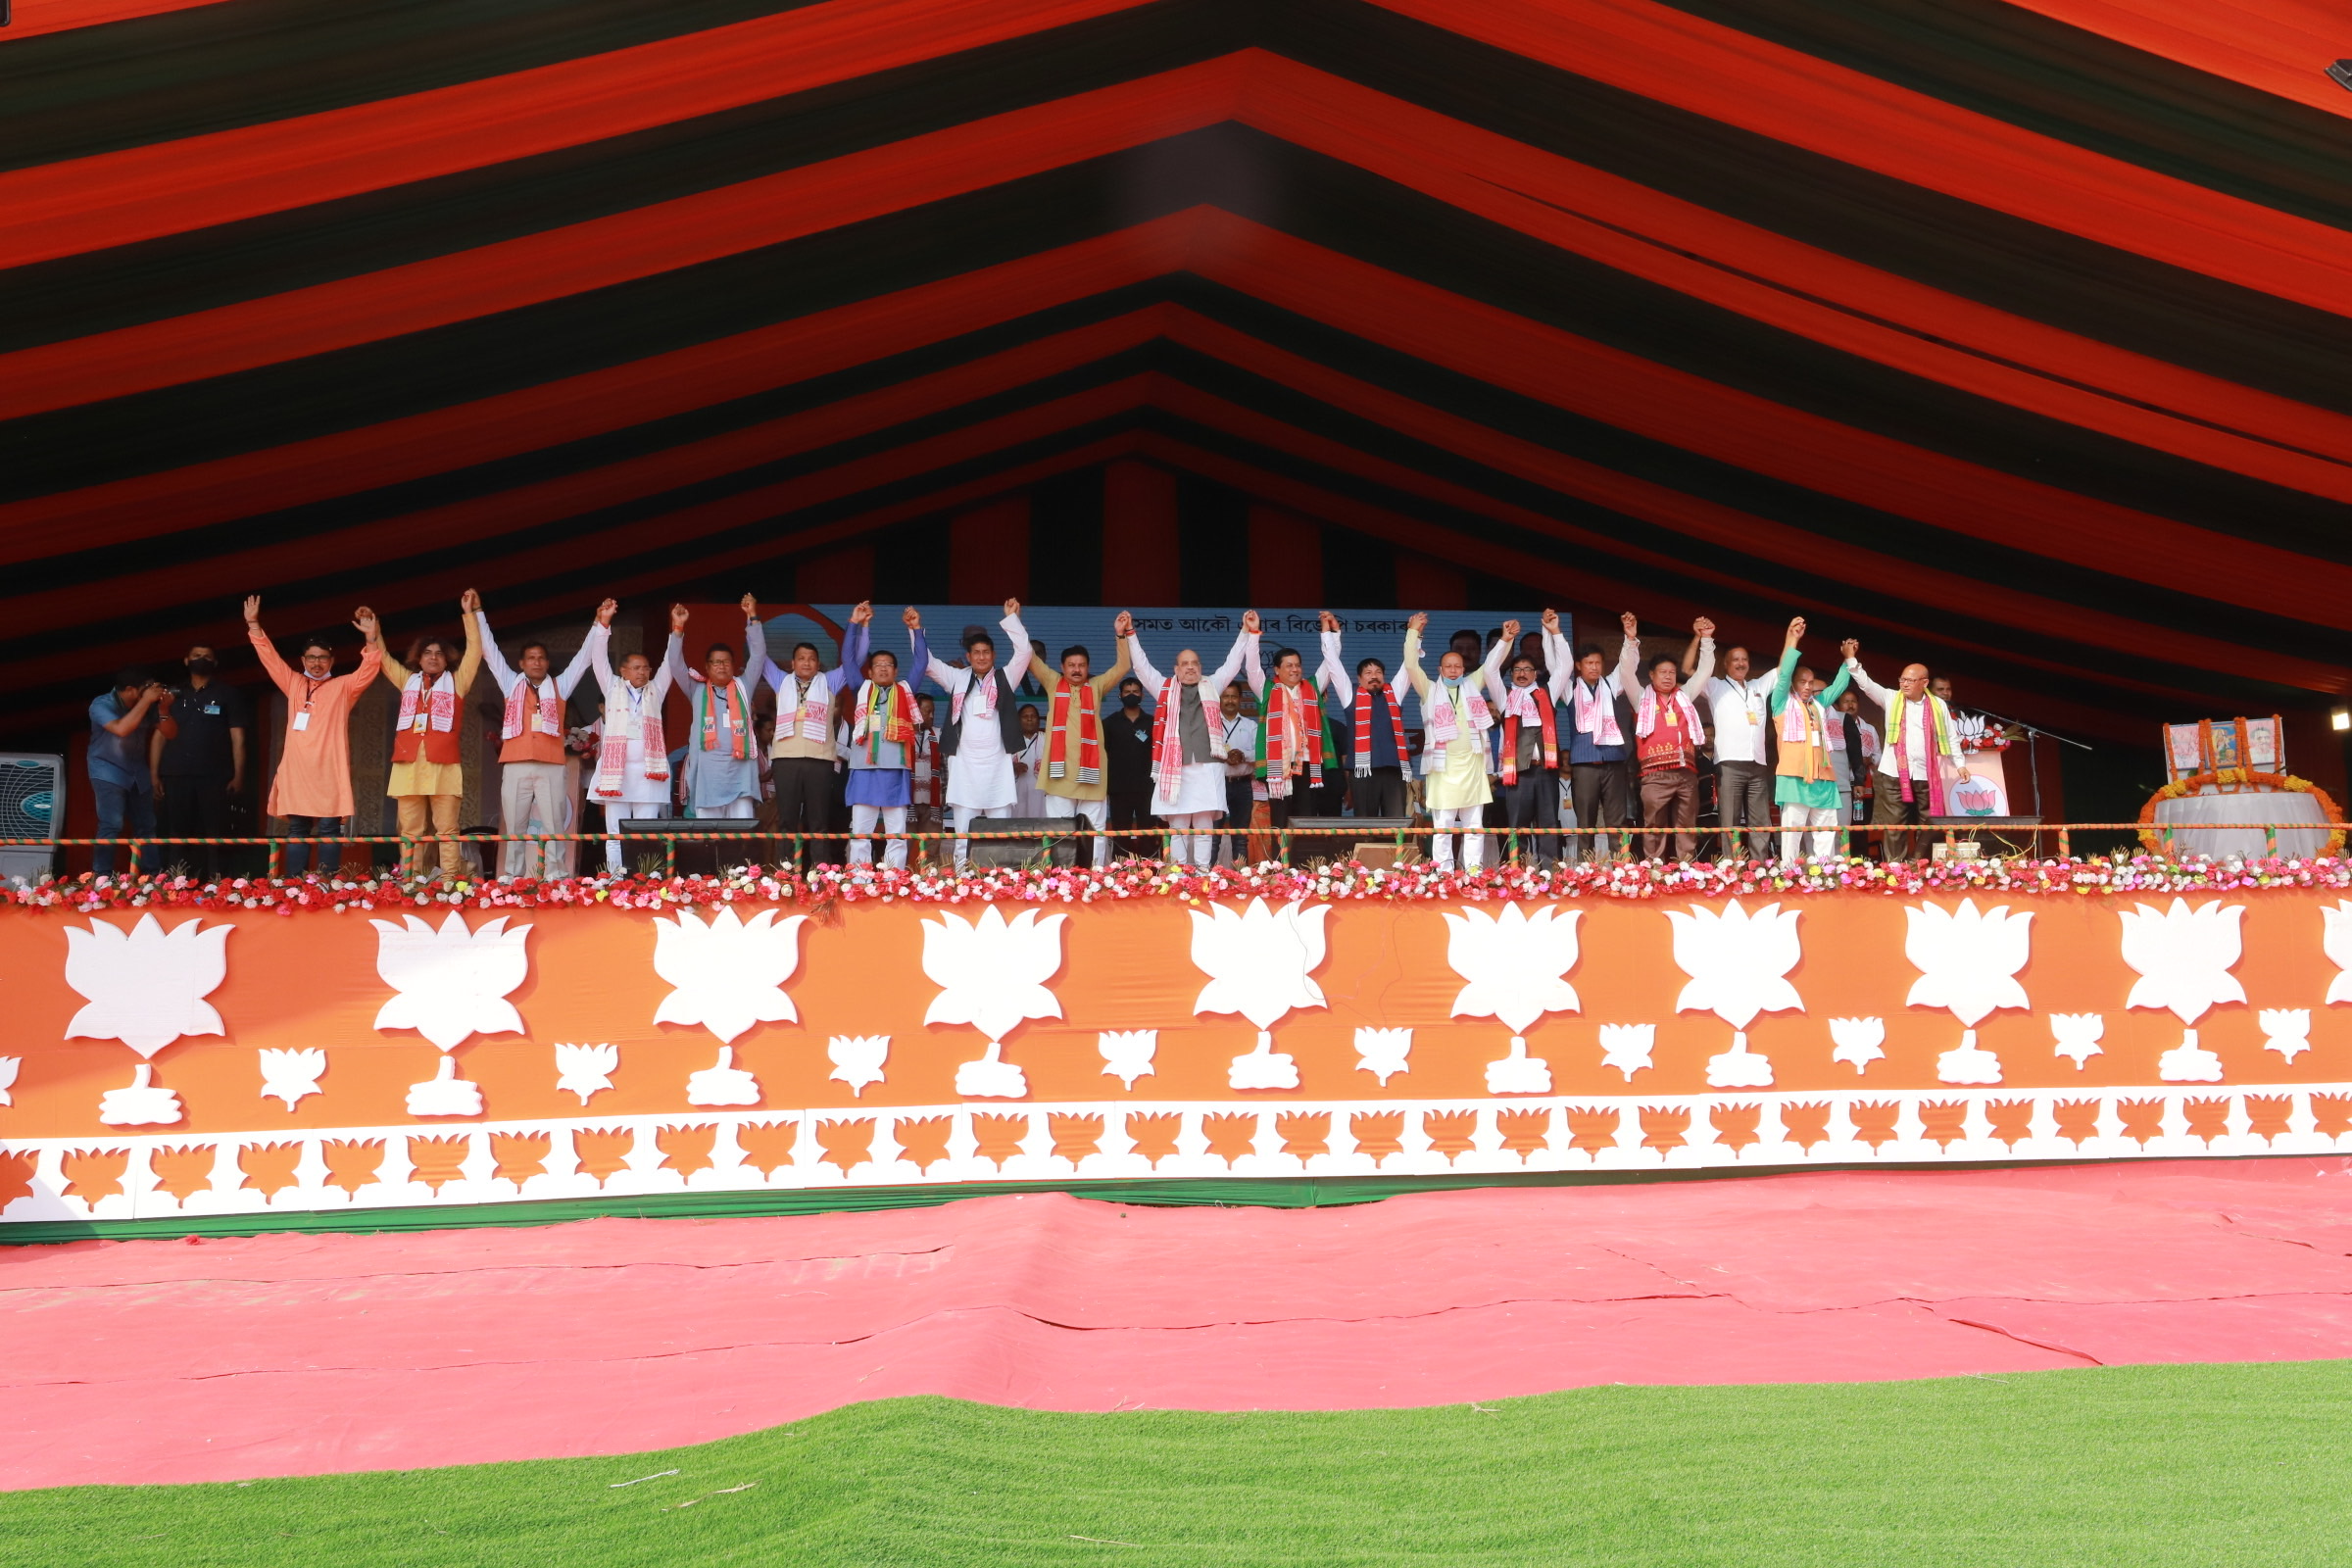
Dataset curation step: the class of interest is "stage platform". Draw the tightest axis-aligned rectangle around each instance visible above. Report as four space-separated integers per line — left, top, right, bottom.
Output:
8 1157 2352 1490
1 882 2350 1232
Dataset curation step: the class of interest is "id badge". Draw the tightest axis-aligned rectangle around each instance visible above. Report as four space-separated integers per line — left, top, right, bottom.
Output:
292 710 312 731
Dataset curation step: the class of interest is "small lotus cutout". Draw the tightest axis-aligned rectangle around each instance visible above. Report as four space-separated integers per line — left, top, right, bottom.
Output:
1353 1028 1413 1087
2260 1009 2312 1063
2050 1013 2105 1070
827 1035 891 1097
554 1043 619 1105
1596 1023 1654 1083
259 1048 326 1110
1828 1017 1885 1075
1099 1030 1157 1090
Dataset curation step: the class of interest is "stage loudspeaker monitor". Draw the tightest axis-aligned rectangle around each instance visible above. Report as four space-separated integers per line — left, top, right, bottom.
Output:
964 814 1089 868
616 814 762 875
1281 815 1414 863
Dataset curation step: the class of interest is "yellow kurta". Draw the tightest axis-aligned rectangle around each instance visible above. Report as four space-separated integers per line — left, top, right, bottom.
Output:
379 613 485 798
1024 640 1132 804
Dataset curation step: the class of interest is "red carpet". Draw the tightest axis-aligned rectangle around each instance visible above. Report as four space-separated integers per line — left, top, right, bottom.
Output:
9 1158 2352 1490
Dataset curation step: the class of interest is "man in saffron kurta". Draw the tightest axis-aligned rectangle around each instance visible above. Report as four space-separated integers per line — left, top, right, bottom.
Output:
1766 617 1851 862
244 595 383 876
1843 639 1964 861
378 590 485 880
1005 601 1133 867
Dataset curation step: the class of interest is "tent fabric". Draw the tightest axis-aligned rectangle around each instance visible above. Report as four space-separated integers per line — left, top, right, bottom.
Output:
4 0 2348 737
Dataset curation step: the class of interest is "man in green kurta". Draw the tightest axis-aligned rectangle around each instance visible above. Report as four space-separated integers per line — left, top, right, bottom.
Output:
1767 616 1852 862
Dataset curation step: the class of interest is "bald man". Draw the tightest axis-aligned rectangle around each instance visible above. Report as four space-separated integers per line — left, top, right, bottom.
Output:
1841 639 1963 861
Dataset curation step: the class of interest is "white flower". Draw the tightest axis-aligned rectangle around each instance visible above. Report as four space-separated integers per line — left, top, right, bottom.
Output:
64 914 230 1057
685 1045 760 1106
2260 1009 2312 1063
651 906 808 1045
554 1043 619 1105
2050 1013 2105 1070
405 1054 482 1116
1706 1043 1774 1089
370 913 530 1051
1443 904 1581 1037
1596 1023 1654 1082
923 906 1067 1043
259 1048 326 1109
2119 900 2246 1025
98 1062 181 1126
1667 902 1803 1029
1191 899 1329 1090
1353 1028 1412 1087
827 1035 890 1097
0 1056 19 1106
1191 899 1329 1030
1099 1030 1157 1090
1828 1017 1885 1074
2327 903 2352 1005
924 906 1067 1102
1903 900 2032 1026
2158 1030 2225 1083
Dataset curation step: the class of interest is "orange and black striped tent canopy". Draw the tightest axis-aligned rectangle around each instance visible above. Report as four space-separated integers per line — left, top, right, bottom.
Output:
5 0 2349 748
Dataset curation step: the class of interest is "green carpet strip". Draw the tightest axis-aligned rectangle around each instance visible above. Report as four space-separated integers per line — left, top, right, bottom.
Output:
6 1365 2349 1565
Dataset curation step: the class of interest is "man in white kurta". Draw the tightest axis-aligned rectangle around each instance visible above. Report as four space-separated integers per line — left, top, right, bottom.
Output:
918 606 1026 869
590 612 679 873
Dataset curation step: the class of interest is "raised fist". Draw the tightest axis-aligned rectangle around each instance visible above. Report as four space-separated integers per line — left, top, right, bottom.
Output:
596 598 618 628
671 604 691 632
902 605 922 629
1541 609 1560 633
461 588 481 613
1500 618 1522 644
741 593 759 618
1004 598 1021 618
1620 611 1641 636
851 601 874 626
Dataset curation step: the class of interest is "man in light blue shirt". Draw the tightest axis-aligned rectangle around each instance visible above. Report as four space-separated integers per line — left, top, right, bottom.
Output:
88 670 167 876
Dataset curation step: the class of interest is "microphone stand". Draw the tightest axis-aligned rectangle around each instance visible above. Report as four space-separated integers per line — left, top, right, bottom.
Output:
1953 703 2090 823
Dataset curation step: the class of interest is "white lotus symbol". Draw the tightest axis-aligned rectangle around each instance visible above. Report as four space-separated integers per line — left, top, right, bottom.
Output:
65 915 230 1057
2120 900 2245 1025
1190 899 1329 1091
370 913 530 1051
259 1048 326 1109
1668 902 1803 1030
554 1042 619 1105
1904 901 2032 1026
2050 1012 2104 1070
651 906 808 1045
2260 1009 2312 1063
406 1054 483 1116
827 1035 891 1097
1596 1023 1654 1083
924 905 1068 1100
1446 904 1580 1093
2159 1030 2225 1083
1669 901 1801 1086
2327 903 2352 1005
98 1063 182 1126
1099 1030 1157 1090
1353 1027 1413 1087
1828 1017 1885 1074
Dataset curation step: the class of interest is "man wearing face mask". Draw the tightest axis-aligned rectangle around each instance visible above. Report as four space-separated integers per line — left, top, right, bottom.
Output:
149 639 251 880
1103 674 1156 858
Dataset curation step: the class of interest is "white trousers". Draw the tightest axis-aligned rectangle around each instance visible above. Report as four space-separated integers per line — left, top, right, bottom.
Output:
1163 810 1217 868
955 803 1014 868
849 805 909 869
1781 803 1838 862
1042 793 1111 867
602 799 668 871
1431 806 1485 872
500 761 565 878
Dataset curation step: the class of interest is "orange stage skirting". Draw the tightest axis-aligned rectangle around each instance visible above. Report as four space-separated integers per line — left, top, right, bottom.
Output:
2 891 2347 1225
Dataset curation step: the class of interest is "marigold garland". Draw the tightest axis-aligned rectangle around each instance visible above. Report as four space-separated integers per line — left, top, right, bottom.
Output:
2138 769 2345 857
4 851 2351 918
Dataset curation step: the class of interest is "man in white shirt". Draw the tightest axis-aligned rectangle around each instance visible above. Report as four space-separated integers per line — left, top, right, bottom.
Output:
1686 622 1773 860
1012 704 1047 817
1841 638 1962 860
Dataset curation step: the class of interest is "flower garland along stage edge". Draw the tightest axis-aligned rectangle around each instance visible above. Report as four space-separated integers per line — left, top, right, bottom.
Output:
9 854 2352 916
2139 770 2346 858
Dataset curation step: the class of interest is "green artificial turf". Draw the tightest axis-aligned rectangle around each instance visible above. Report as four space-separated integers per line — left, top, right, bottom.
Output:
6 1362 2349 1566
